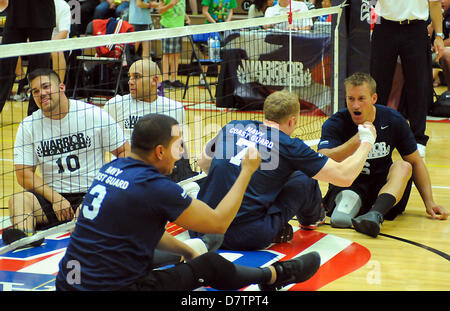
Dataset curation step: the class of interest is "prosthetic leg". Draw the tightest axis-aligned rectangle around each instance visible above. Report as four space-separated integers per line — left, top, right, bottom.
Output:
330 190 362 228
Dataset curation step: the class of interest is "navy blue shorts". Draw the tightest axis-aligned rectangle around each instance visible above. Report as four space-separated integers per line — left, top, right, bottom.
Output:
30 191 85 229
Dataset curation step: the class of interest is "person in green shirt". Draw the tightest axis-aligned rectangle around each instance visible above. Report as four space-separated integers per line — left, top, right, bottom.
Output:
158 0 190 89
201 0 237 23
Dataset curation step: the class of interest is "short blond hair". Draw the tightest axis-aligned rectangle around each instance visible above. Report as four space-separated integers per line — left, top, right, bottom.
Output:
344 72 377 95
263 91 300 123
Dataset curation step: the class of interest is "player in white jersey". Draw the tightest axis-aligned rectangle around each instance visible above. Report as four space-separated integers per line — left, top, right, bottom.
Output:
104 59 185 141
104 59 196 182
4 68 129 245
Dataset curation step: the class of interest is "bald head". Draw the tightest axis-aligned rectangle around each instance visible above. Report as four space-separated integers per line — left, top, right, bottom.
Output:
128 59 160 102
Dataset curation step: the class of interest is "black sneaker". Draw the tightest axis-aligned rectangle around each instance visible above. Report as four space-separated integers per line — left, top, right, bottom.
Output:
273 223 293 243
259 251 321 291
162 80 173 90
2 228 45 248
299 207 326 230
351 211 383 238
170 80 185 88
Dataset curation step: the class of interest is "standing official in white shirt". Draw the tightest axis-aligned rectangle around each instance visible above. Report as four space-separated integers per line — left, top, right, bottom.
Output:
370 0 444 158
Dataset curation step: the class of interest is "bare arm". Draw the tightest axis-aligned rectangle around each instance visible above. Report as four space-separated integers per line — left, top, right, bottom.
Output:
318 133 360 162
156 231 199 260
313 123 376 187
15 164 73 219
158 0 179 15
15 165 65 204
174 147 261 234
313 141 373 187
403 151 449 220
52 30 69 41
429 0 445 61
226 8 233 22
202 5 216 23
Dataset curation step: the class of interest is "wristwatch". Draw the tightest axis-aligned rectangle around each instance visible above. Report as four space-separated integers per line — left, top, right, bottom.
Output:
436 32 445 39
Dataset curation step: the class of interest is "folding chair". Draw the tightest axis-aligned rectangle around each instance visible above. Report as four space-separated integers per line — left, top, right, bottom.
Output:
72 18 134 101
182 33 222 101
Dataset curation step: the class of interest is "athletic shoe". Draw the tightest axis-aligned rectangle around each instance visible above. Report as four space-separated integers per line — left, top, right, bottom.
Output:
259 251 321 291
351 211 383 238
161 80 173 90
170 80 185 88
273 223 293 243
299 207 326 230
2 228 45 248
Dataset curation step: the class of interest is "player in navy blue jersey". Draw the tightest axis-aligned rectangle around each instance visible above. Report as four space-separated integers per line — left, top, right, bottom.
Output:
194 91 378 250
318 72 448 238
55 113 324 291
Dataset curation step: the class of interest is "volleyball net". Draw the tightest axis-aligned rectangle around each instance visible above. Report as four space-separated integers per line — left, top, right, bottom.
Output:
0 4 342 252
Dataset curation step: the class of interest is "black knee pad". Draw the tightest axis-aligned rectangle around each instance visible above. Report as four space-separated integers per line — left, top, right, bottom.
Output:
186 252 237 289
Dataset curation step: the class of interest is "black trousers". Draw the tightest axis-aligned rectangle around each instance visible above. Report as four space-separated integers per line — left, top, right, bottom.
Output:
56 252 272 291
0 27 53 114
370 18 431 146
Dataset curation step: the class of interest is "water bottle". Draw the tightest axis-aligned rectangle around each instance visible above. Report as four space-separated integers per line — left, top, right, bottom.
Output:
213 35 220 61
208 36 215 60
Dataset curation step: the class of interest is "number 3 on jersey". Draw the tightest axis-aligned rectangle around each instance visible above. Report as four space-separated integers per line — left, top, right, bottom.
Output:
229 138 256 166
82 184 107 220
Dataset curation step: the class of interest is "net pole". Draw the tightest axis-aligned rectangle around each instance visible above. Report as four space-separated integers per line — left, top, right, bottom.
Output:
288 0 293 92
333 6 344 114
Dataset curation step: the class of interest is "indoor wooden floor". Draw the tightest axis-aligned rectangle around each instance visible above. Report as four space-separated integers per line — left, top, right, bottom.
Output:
0 76 448 291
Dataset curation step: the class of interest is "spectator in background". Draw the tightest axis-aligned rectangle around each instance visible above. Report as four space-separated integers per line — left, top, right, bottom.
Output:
264 0 313 30
0 0 55 116
189 0 199 14
94 0 130 19
370 0 444 158
52 0 72 83
202 0 236 23
158 0 191 89
103 59 197 182
247 0 274 18
129 0 158 59
315 0 332 22
104 59 185 140
71 0 101 36
302 0 316 10
430 0 450 89
8 0 71 102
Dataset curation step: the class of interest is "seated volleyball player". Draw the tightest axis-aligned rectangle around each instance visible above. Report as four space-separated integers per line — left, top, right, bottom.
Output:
103 58 196 182
193 90 377 251
4 68 129 245
318 72 448 237
56 114 321 291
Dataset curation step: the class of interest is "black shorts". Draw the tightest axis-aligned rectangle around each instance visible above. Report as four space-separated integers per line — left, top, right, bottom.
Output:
30 191 85 229
322 174 413 221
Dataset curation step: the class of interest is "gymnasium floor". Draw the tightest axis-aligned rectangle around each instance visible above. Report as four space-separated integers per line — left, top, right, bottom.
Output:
0 77 448 291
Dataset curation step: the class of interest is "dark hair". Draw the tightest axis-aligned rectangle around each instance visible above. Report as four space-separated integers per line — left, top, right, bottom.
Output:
253 0 270 11
131 114 179 155
28 68 61 85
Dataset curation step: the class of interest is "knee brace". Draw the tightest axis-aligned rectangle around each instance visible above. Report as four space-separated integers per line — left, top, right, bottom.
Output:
186 252 238 289
331 190 362 228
